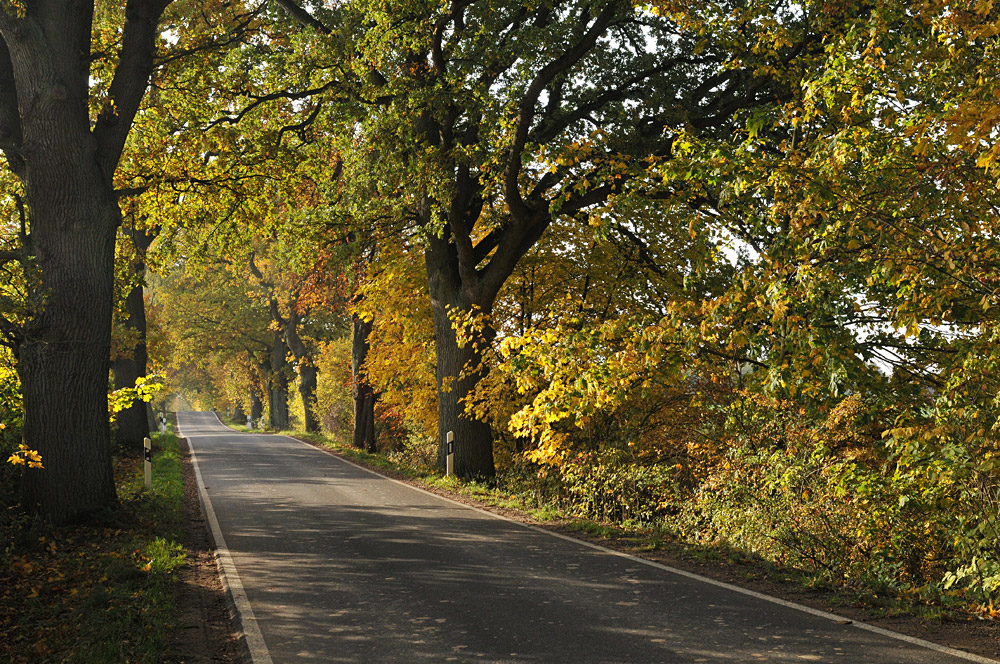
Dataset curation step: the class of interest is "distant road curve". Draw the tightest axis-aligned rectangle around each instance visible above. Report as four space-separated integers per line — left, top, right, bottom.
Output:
177 410 995 664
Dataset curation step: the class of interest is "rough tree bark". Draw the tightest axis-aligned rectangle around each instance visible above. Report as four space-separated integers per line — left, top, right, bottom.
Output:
0 2 170 522
428 293 495 478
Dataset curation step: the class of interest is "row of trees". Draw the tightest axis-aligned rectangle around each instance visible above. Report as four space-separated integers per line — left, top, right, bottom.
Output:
4 0 1000 605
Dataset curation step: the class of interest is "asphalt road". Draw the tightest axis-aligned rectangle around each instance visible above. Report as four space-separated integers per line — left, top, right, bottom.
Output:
177 411 992 664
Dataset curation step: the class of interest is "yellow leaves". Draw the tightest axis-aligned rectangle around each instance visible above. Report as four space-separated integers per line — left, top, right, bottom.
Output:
109 374 165 422
523 429 570 467
7 444 43 469
447 305 493 351
0 0 26 18
975 140 1000 175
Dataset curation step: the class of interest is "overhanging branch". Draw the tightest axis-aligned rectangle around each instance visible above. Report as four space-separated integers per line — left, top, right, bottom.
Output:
93 0 173 179
272 0 332 34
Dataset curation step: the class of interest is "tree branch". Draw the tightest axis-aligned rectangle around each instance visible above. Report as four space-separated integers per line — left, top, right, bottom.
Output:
207 80 337 127
472 226 502 265
503 1 622 223
247 251 266 282
446 163 482 286
153 6 263 69
93 0 173 179
0 35 24 177
276 100 323 145
0 312 22 349
271 0 332 34
531 54 690 147
0 249 21 266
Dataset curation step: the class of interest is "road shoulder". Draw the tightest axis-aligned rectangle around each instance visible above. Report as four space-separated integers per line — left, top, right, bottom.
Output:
168 433 244 664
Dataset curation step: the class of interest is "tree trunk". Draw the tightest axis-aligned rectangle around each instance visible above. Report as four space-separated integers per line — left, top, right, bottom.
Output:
16 176 120 522
268 331 290 430
298 361 319 433
112 276 150 454
430 304 495 478
0 0 169 524
233 401 245 422
250 389 263 421
426 248 495 479
352 313 377 453
284 311 319 432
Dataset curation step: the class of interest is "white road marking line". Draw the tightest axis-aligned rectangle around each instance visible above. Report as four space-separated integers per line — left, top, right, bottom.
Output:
179 414 274 664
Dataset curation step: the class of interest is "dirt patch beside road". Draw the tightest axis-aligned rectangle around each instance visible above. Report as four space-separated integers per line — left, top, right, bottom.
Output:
169 435 244 664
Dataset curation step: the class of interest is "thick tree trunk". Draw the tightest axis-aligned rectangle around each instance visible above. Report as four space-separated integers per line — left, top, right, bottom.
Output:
430 304 495 478
112 278 150 454
351 314 377 453
426 247 495 479
233 401 245 422
0 0 169 524
268 331 290 430
17 181 120 522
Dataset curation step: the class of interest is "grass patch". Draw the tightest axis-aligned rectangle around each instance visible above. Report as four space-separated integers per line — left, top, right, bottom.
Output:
0 426 186 663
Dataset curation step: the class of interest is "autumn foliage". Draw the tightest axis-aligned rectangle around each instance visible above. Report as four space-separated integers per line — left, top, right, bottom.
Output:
6 0 1000 627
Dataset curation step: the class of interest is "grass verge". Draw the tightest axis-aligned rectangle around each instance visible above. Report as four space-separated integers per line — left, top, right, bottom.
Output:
0 426 186 663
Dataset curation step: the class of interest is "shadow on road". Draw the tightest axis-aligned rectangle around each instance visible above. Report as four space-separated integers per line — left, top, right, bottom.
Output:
189 434 951 664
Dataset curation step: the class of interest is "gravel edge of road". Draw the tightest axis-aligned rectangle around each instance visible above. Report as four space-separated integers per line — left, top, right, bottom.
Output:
169 431 246 664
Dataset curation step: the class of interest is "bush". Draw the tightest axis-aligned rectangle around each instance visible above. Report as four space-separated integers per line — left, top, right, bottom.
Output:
555 452 683 525
314 338 354 437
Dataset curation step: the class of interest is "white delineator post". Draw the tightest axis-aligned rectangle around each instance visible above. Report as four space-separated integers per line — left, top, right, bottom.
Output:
446 430 455 477
158 411 166 434
143 436 152 490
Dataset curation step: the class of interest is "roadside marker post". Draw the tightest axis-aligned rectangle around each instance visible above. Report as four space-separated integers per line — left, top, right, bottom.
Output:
446 430 454 477
246 415 252 429
143 437 152 490
158 411 166 434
